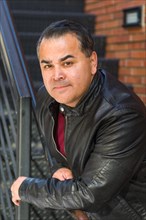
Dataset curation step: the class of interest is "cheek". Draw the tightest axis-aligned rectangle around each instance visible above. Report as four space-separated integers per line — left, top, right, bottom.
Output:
42 74 47 82
44 81 52 96
41 71 50 83
41 74 51 91
42 74 47 85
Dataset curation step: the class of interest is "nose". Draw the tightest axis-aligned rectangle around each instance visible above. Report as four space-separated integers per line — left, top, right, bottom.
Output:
53 66 65 81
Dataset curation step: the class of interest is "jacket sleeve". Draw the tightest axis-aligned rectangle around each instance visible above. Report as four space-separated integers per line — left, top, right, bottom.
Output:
19 109 146 212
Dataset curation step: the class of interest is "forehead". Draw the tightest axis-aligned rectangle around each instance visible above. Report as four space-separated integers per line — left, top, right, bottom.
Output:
40 33 81 50
38 33 83 60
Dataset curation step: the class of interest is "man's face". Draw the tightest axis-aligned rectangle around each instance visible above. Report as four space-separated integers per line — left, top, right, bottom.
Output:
38 33 97 107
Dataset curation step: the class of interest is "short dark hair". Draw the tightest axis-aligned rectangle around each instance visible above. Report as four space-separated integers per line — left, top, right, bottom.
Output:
36 19 94 57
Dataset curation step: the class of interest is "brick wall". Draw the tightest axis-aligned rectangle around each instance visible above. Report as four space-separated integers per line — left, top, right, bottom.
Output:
84 0 146 105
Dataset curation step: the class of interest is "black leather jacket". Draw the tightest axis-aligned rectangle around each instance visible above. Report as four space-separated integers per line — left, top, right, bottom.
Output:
19 69 146 219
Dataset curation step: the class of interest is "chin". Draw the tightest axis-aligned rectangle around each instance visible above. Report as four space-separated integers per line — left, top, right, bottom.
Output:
55 98 67 105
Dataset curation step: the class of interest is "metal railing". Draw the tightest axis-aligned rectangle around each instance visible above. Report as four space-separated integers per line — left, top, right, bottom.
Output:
0 0 32 219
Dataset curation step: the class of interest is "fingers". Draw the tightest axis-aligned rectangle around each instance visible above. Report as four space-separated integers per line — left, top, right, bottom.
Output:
71 210 89 220
53 173 66 181
12 197 21 206
52 168 73 181
11 190 21 206
11 176 27 206
63 171 73 180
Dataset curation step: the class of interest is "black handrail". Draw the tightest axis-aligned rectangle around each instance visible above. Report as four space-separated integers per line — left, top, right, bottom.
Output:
0 0 33 219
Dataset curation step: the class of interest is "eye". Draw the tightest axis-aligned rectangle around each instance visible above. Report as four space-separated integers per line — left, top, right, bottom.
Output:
63 61 73 67
43 64 53 69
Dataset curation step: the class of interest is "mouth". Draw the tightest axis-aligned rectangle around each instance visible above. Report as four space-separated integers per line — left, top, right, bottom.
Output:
53 84 70 90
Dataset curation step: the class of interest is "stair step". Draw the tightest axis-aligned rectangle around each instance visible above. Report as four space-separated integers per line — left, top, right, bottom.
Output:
8 0 84 13
99 58 119 78
18 32 106 58
94 35 106 58
25 55 42 83
12 10 95 33
18 32 39 57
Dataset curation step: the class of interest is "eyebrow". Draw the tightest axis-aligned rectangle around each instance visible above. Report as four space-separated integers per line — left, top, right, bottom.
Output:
60 55 75 62
41 60 51 64
41 55 75 64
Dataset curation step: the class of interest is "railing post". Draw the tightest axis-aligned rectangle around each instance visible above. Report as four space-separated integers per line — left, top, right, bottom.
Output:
16 96 31 220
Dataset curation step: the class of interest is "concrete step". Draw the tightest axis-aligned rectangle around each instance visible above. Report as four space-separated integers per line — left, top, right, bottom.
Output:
98 58 119 78
8 0 84 12
12 10 95 34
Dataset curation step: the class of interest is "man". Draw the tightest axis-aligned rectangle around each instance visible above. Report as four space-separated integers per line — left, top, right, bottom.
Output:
11 20 146 219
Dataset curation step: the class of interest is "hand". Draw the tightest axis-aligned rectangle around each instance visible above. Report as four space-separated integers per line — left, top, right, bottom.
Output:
52 168 73 181
71 210 89 220
11 176 27 206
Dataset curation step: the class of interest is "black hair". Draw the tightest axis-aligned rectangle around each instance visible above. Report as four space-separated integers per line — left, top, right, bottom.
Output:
36 19 94 57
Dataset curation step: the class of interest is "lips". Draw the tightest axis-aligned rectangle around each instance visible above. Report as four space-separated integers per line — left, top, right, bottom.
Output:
53 84 70 90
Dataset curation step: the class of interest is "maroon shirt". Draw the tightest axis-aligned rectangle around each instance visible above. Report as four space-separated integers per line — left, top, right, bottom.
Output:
55 112 65 156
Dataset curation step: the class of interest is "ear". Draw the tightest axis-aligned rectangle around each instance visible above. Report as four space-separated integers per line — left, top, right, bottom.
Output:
90 51 98 75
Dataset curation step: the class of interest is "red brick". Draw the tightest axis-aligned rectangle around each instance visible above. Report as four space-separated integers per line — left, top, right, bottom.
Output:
130 34 146 42
107 51 131 59
119 68 146 76
130 68 146 76
130 51 146 59
120 59 145 68
119 67 132 75
107 35 131 44
125 76 142 84
107 42 145 51
141 76 146 84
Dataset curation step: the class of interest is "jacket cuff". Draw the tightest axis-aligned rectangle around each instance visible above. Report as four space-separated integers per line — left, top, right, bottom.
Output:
19 177 33 201
19 177 47 202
